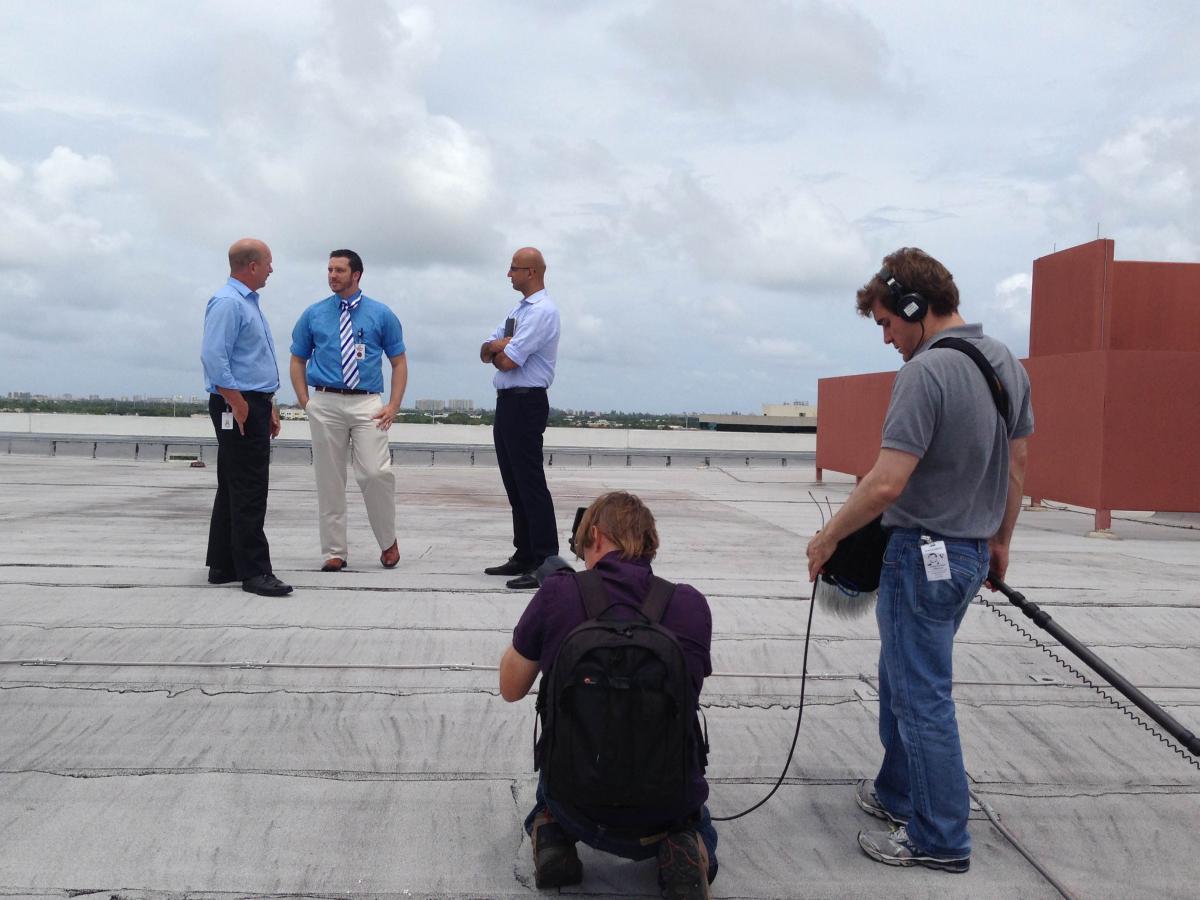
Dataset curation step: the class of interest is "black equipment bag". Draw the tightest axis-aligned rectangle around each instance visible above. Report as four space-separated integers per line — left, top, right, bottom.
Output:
823 514 888 593
535 569 697 812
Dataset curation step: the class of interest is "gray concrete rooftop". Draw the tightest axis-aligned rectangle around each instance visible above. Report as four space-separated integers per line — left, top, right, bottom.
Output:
1 450 1198 899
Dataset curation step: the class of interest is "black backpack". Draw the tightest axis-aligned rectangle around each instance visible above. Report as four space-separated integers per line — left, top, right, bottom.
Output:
535 568 701 813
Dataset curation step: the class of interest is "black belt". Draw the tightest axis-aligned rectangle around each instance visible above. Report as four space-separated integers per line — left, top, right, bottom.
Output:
314 385 373 395
497 387 547 396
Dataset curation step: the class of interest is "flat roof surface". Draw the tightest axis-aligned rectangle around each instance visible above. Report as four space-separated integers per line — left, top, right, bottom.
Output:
1 453 1198 899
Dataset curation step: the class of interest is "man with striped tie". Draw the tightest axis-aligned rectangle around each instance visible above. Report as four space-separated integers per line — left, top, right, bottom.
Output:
289 249 408 572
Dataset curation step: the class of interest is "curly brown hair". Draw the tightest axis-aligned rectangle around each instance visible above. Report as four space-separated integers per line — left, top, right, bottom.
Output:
855 247 960 318
573 491 659 561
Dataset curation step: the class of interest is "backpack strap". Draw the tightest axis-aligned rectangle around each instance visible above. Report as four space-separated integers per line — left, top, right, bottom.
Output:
574 568 611 620
640 576 677 624
931 336 1011 424
573 569 677 623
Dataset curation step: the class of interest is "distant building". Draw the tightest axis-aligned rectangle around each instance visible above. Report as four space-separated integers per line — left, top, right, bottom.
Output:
699 400 818 434
416 399 446 412
447 399 474 412
762 401 816 418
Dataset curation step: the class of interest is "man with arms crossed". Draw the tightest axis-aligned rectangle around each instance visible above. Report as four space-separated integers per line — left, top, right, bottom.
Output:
480 247 560 590
290 249 407 571
806 247 1033 873
201 238 292 597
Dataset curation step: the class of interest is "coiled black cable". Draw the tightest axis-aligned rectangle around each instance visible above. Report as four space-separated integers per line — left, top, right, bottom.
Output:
976 590 1200 772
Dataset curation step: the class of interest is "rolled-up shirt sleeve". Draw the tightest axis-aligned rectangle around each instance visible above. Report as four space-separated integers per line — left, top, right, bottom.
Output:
201 296 242 390
289 308 314 360
382 309 406 357
504 305 558 368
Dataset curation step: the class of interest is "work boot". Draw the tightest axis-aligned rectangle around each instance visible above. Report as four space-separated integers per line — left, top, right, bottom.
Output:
657 830 711 899
531 811 582 889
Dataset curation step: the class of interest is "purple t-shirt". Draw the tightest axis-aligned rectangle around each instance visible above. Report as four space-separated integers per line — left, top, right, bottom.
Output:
512 551 713 823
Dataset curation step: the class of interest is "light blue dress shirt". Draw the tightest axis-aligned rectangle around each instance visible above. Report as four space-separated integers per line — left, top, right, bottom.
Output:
201 277 281 394
290 293 405 394
488 290 560 389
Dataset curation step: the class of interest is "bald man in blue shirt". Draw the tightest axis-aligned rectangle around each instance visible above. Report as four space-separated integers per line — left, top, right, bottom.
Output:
200 238 292 598
480 247 561 589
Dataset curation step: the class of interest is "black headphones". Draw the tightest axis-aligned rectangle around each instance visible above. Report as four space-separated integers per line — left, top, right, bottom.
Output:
877 266 929 322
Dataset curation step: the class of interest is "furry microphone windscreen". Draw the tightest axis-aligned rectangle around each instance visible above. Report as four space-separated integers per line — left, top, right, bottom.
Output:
814 517 888 620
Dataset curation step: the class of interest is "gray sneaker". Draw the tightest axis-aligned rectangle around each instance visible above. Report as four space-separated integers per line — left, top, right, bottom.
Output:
858 826 970 874
854 778 908 825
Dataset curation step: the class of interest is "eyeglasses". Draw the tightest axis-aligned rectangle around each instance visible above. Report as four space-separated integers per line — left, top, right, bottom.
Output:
508 265 533 273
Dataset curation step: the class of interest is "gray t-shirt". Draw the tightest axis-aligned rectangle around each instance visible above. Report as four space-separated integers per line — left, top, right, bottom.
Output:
880 323 1034 538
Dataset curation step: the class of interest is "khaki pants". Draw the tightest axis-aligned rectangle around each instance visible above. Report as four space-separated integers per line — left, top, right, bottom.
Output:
306 390 396 561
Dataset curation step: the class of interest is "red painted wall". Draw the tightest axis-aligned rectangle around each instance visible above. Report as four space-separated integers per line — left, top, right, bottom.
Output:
1030 240 1112 356
1021 354 1106 509
1109 262 1200 352
1099 351 1200 511
815 372 893 477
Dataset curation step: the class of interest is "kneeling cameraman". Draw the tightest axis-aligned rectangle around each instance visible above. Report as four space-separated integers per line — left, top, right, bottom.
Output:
499 491 717 899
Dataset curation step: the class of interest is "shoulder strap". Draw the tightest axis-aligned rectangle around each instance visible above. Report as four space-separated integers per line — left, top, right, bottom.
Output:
573 569 677 623
574 569 610 620
640 576 677 624
931 337 1011 423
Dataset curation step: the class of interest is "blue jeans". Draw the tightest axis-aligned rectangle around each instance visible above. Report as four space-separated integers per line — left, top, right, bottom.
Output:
873 528 988 859
524 777 719 882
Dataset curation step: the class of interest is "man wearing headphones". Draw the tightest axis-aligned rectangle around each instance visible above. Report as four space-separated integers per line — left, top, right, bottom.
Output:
806 247 1033 874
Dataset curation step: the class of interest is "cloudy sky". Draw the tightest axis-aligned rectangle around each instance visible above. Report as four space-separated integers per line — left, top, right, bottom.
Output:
2 1 1197 412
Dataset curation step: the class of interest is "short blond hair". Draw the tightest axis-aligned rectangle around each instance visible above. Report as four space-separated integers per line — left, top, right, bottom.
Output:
574 491 659 561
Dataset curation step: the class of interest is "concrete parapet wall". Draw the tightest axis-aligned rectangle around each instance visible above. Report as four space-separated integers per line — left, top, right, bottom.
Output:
1 432 813 469
0 412 815 453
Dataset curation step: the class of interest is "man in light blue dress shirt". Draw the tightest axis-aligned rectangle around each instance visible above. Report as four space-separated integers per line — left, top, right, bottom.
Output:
200 238 292 597
480 247 561 589
289 249 408 572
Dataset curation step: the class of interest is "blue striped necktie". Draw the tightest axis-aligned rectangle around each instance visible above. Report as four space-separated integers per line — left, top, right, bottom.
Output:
339 292 362 389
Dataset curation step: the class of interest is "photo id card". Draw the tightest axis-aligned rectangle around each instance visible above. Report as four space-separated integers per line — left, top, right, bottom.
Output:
920 540 952 581
355 343 366 360
221 411 234 430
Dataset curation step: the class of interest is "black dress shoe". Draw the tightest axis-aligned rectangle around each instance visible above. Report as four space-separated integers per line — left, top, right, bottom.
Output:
505 572 540 590
208 567 238 585
242 573 294 597
485 557 534 576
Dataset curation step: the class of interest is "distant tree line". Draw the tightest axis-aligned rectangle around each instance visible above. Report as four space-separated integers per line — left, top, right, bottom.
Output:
1 398 208 417
4 399 695 429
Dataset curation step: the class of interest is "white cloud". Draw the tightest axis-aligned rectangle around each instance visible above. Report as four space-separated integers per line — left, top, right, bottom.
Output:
633 170 871 293
619 0 889 106
33 146 116 206
991 272 1032 334
0 88 209 139
1055 115 1200 261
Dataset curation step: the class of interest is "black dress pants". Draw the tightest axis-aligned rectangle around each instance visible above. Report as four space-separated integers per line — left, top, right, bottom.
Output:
206 391 273 579
493 389 558 565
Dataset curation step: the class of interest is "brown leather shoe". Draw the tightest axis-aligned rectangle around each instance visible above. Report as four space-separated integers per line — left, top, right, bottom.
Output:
380 540 399 569
321 557 347 572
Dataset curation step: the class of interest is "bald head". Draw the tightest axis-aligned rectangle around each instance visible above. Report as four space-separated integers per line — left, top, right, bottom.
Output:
508 247 546 298
513 247 545 272
228 238 274 292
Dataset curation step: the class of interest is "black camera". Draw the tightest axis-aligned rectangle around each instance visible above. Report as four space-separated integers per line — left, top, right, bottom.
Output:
534 506 588 586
